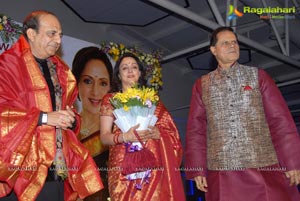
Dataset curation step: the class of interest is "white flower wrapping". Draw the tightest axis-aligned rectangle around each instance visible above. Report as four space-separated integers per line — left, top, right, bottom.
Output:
113 106 157 132
113 105 158 180
113 105 158 148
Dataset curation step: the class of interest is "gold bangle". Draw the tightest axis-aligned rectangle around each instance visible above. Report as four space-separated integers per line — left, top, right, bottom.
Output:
113 133 120 145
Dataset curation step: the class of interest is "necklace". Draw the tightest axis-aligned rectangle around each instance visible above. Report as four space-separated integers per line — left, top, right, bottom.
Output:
80 122 98 138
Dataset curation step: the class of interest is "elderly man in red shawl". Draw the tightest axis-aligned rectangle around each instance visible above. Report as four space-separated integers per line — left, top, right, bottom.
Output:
0 10 103 201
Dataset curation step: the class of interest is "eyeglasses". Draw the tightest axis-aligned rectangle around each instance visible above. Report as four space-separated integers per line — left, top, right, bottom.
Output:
217 40 238 48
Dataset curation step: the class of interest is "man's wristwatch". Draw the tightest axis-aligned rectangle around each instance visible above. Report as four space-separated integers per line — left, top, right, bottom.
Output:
42 112 48 124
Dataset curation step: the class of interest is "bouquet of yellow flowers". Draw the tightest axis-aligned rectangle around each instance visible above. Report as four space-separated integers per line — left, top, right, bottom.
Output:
110 86 159 133
110 86 160 189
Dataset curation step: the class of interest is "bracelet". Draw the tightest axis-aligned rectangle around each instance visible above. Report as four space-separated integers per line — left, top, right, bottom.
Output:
122 133 127 143
113 133 120 145
117 133 121 144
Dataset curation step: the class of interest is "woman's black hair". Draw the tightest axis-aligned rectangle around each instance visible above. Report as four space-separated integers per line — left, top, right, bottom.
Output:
111 52 147 92
72 46 113 88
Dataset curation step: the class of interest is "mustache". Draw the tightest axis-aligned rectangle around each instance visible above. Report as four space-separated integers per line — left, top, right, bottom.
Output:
227 50 238 53
49 42 60 48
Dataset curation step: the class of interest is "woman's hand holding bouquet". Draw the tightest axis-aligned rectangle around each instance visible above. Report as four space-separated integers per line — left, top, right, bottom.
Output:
124 124 160 143
110 86 161 189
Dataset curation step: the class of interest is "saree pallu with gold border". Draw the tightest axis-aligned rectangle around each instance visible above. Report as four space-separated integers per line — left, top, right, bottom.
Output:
101 93 185 201
0 36 103 201
79 131 110 201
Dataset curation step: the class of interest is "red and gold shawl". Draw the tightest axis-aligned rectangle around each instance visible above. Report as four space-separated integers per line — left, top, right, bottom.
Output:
100 93 185 201
0 36 103 200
